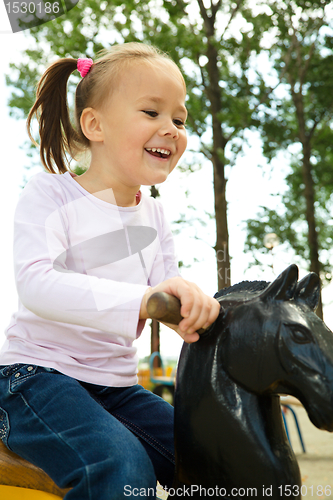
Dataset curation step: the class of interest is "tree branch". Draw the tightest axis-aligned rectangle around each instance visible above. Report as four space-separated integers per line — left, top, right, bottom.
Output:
222 0 243 36
211 0 222 20
308 110 328 141
196 0 210 27
299 22 324 85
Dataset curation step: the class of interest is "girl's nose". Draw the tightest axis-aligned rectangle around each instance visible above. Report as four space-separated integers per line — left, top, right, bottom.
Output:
158 120 179 140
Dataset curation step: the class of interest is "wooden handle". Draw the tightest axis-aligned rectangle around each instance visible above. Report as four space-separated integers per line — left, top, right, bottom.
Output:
146 292 206 334
147 292 183 325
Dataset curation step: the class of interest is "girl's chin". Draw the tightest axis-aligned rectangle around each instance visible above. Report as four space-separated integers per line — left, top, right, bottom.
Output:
143 171 172 186
141 176 169 187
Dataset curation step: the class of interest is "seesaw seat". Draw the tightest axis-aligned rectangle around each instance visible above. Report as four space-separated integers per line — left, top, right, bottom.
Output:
0 485 62 499
0 441 68 498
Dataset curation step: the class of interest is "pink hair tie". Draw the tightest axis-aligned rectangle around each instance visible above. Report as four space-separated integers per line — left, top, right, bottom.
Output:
77 58 93 78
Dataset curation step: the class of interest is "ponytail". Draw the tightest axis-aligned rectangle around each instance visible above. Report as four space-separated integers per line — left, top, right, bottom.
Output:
27 58 81 174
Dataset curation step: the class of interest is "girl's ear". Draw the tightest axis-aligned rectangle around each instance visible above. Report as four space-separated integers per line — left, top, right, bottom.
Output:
80 107 104 142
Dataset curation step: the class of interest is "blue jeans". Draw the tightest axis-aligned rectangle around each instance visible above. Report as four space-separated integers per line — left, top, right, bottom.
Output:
0 364 175 499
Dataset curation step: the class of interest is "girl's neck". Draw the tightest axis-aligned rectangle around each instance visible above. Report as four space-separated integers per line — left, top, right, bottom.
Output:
73 170 140 207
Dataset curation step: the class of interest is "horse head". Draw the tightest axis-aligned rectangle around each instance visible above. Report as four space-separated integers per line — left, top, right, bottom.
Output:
219 264 333 431
147 265 333 495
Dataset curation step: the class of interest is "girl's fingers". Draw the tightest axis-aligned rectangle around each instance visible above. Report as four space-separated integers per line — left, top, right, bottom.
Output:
178 283 201 320
187 301 213 334
178 284 206 330
182 331 200 343
146 277 220 341
179 295 219 334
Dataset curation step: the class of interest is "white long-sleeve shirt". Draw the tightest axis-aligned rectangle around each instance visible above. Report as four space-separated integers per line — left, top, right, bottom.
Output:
0 171 179 386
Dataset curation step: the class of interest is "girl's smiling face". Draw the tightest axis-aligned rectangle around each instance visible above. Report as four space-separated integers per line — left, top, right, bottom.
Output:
90 60 188 189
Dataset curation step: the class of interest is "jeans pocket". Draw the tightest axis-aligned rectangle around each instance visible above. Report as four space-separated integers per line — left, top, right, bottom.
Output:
9 364 39 392
0 406 10 448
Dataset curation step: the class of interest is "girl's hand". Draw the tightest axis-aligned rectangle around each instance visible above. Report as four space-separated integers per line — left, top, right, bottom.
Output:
140 277 220 343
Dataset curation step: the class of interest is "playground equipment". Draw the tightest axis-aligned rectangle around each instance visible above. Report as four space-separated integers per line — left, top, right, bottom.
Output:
148 264 333 499
0 439 68 498
149 352 175 404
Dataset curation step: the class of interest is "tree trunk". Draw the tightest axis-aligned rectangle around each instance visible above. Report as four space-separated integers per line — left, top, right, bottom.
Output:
301 147 323 318
213 155 230 290
206 37 230 290
292 91 323 318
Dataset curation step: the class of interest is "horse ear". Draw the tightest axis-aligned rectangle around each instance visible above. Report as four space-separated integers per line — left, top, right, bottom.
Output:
295 272 320 310
259 264 298 302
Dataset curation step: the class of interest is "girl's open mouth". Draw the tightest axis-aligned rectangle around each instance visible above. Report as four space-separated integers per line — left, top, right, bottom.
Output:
145 148 171 159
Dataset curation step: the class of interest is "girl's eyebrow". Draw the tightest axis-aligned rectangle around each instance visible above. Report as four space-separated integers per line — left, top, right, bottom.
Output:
137 96 188 117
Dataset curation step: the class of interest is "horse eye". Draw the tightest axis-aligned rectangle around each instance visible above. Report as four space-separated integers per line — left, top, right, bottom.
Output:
289 326 313 344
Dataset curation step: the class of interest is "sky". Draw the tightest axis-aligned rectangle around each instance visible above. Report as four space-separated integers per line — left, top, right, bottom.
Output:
1 4 333 362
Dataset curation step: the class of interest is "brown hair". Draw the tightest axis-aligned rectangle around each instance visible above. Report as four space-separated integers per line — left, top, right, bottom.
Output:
27 43 186 174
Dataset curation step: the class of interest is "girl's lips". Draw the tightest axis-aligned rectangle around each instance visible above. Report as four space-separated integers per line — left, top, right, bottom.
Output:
145 148 171 159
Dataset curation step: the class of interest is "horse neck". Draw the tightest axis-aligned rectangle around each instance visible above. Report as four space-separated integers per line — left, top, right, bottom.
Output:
211 337 286 439
175 338 301 490
180 336 290 457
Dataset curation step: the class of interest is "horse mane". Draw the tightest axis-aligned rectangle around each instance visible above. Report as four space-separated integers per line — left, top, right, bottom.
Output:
214 280 270 300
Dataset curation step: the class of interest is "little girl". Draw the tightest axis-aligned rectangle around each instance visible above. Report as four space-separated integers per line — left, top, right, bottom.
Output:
0 43 220 499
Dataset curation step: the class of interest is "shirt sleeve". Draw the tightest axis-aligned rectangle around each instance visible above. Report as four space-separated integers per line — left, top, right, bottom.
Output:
14 174 150 340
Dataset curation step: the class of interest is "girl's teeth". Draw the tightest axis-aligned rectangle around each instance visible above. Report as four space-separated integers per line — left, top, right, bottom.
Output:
146 148 170 155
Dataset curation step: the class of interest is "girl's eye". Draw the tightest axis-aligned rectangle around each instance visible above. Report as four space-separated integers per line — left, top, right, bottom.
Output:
173 119 185 127
143 110 158 117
